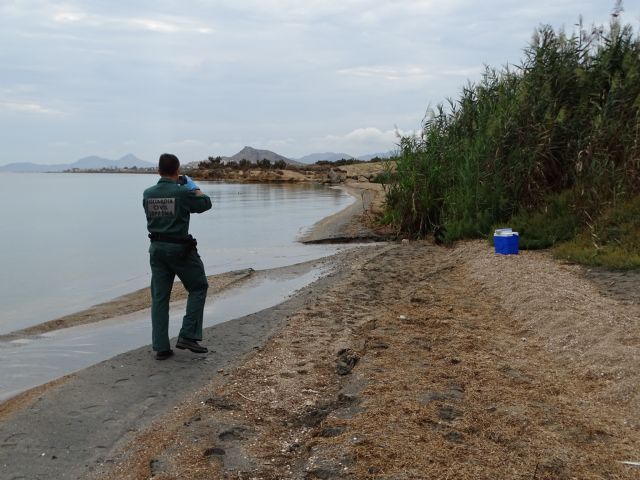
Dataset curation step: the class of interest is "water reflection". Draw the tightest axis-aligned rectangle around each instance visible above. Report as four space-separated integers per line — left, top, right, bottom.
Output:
0 174 353 333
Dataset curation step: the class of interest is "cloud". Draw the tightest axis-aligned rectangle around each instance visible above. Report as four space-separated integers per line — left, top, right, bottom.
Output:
265 138 295 150
0 101 62 115
209 0 458 24
53 11 86 23
338 65 433 82
441 67 484 77
0 0 628 165
51 8 213 34
319 127 409 154
163 139 206 148
48 141 70 148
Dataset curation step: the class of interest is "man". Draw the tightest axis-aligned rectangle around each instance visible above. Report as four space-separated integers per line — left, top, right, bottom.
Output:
143 153 212 360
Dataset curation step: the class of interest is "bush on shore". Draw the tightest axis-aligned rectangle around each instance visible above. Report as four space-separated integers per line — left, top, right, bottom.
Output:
384 6 640 267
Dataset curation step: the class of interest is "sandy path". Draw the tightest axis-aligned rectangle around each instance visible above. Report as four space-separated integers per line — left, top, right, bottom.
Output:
0 249 383 480
89 241 640 479
300 183 385 243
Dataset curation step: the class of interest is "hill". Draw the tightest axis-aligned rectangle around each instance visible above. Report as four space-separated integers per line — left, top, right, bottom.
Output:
297 152 354 163
296 151 394 163
222 147 302 166
358 150 394 161
0 154 153 172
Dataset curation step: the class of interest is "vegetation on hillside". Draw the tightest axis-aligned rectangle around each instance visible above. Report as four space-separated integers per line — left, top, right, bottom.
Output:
384 4 640 268
198 156 288 170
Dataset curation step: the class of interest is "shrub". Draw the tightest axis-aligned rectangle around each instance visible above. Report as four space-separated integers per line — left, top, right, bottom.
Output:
384 7 640 267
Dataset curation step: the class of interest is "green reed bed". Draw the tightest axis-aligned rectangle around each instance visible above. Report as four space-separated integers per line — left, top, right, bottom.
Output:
384 7 640 268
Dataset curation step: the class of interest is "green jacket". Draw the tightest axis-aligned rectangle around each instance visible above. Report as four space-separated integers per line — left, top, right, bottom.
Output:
143 178 212 237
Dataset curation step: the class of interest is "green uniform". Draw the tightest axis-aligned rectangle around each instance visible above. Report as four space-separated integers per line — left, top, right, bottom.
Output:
143 178 212 352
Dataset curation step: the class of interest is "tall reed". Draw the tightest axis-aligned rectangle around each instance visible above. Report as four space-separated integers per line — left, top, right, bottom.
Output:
386 8 640 249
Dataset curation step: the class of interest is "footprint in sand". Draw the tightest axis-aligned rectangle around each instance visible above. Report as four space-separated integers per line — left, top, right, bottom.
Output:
81 404 103 413
112 378 130 387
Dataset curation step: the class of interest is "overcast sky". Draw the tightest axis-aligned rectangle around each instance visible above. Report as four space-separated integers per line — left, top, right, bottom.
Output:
1 1 637 165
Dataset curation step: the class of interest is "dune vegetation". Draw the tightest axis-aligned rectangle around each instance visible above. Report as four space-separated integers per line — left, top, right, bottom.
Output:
384 4 640 268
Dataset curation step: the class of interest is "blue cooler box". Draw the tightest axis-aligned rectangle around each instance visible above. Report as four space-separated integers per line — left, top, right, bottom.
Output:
494 229 519 255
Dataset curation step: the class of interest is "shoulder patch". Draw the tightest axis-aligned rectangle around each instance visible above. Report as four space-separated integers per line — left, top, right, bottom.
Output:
146 197 176 217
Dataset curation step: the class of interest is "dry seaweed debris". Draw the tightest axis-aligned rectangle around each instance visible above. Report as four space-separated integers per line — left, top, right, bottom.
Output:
93 241 640 479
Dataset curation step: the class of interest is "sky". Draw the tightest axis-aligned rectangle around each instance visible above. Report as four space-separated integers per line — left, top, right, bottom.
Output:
1 1 638 165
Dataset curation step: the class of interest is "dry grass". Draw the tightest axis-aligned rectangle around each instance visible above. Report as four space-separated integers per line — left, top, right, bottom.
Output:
92 241 640 479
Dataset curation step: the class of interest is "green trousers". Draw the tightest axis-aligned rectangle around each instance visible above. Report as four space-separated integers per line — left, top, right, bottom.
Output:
149 244 209 352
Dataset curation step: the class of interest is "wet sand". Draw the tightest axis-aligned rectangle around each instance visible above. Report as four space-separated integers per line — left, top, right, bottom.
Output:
0 248 377 480
0 269 255 341
300 183 385 244
3 181 640 479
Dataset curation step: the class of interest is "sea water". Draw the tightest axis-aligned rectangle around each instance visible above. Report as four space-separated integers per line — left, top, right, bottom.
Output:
0 173 353 334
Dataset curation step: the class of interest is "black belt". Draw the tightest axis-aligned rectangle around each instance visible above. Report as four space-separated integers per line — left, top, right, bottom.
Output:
148 233 196 245
148 233 198 257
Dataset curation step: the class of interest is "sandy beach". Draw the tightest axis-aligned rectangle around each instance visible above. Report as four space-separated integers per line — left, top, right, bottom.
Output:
1 181 639 479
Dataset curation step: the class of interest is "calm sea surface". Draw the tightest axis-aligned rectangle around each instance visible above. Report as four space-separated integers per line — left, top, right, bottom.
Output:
0 173 353 334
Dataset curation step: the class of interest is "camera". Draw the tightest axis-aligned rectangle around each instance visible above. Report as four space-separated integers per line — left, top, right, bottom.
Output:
177 175 187 185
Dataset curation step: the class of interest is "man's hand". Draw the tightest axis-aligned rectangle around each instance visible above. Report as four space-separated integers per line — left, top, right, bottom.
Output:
183 175 200 191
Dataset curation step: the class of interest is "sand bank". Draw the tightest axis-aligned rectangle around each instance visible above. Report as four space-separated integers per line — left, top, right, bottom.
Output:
0 269 255 341
300 182 386 243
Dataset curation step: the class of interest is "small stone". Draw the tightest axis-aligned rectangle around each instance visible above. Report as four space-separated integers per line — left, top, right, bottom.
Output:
337 392 357 404
218 427 246 441
438 405 460 421
336 349 359 375
318 426 345 438
203 447 226 457
288 442 301 452
306 467 340 479
149 458 167 475
204 396 238 410
444 431 464 443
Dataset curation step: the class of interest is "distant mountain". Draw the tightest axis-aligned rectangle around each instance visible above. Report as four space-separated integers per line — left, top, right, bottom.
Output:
0 154 154 172
294 151 395 163
0 162 69 173
222 146 303 166
69 154 155 169
297 152 355 163
357 150 395 161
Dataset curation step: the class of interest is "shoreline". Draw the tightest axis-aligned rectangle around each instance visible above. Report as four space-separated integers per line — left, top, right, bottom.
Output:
0 268 255 341
300 182 386 243
1 181 382 341
0 181 390 478
0 180 639 477
0 245 386 479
